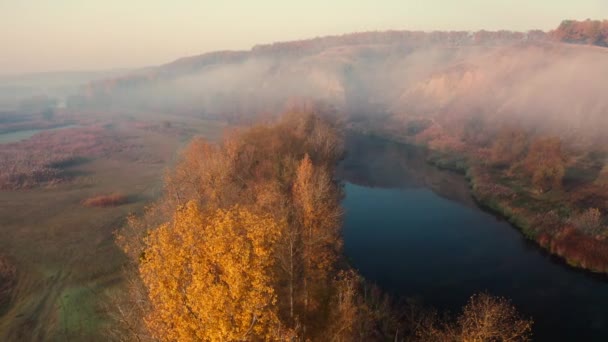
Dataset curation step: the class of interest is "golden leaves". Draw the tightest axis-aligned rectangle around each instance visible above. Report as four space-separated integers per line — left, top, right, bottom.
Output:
140 202 282 341
122 113 346 340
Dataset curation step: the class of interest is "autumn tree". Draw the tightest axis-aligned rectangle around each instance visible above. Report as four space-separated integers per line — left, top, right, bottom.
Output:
139 202 283 341
490 126 528 167
327 270 369 342
112 111 540 342
457 293 533 342
570 208 606 237
116 112 497 341
523 137 565 193
327 271 400 342
164 138 237 209
293 154 342 315
408 293 533 342
553 19 608 47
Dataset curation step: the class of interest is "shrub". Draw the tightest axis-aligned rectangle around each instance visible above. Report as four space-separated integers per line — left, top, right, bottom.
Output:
597 166 608 186
551 227 608 272
0 255 17 313
523 137 565 193
532 210 563 236
490 126 528 167
411 293 533 342
458 293 533 342
83 193 129 207
569 208 605 237
570 184 608 213
0 126 135 189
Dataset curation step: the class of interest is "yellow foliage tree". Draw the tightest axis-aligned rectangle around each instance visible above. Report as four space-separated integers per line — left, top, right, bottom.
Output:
139 201 282 341
293 154 343 315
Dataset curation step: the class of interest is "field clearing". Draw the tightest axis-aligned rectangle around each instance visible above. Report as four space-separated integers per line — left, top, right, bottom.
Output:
0 113 225 340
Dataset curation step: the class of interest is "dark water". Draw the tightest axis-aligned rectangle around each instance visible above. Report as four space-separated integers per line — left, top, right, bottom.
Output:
339 135 608 342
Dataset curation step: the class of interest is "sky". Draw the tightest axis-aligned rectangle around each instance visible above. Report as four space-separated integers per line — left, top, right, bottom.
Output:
0 0 606 74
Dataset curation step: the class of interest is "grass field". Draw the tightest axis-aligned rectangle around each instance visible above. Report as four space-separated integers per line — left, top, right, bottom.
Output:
0 111 225 341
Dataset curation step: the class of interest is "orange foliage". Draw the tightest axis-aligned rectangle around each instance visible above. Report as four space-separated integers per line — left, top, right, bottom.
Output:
457 293 533 341
552 19 608 47
115 113 538 340
524 137 565 192
293 154 342 296
551 227 608 272
140 202 283 341
406 293 533 342
570 183 608 213
490 126 528 167
120 113 347 339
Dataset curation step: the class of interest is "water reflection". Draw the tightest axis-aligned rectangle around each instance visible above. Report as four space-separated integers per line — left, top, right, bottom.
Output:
337 134 476 208
339 134 608 342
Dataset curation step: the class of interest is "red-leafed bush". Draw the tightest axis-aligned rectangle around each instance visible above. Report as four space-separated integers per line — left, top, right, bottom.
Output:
569 208 605 237
551 227 608 272
82 193 129 207
538 233 552 248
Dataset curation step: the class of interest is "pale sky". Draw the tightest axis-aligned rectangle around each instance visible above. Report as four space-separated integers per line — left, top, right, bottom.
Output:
0 0 605 74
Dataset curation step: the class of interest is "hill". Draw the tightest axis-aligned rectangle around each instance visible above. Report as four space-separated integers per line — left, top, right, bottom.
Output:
77 25 607 148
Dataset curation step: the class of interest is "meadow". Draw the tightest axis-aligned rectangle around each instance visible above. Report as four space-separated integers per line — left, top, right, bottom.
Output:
0 110 225 341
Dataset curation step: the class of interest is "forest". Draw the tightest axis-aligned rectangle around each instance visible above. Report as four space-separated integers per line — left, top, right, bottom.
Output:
113 112 532 341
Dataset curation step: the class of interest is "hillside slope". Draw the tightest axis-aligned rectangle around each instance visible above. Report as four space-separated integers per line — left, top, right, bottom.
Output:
79 29 606 148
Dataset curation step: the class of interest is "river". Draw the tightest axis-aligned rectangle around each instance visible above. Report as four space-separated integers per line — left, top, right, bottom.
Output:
338 134 608 341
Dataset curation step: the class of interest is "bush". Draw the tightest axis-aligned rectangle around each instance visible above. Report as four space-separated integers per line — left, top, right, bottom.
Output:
523 137 565 193
0 126 133 189
551 227 608 272
458 293 533 342
83 193 129 207
597 166 608 186
412 293 533 342
0 255 17 314
569 208 605 237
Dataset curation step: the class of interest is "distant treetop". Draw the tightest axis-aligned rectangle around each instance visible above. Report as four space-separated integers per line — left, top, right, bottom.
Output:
552 19 608 47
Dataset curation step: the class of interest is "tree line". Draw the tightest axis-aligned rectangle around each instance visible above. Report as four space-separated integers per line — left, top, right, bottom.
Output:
552 19 608 47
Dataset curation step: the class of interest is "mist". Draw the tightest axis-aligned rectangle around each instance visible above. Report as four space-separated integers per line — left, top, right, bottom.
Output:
74 32 608 150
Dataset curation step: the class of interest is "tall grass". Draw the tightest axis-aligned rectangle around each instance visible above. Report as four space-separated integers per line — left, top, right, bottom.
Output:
0 125 133 189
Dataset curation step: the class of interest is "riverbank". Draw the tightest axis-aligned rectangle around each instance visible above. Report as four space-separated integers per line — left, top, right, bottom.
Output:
350 129 608 274
339 135 608 341
426 150 608 274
